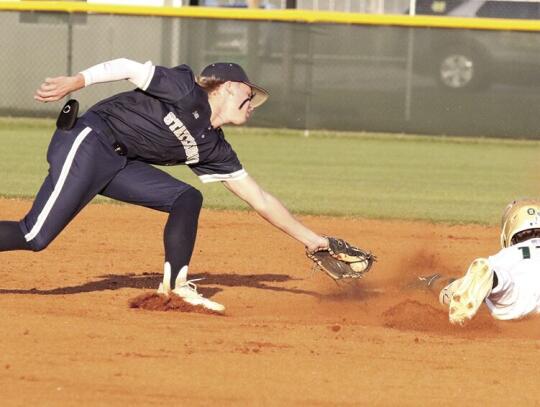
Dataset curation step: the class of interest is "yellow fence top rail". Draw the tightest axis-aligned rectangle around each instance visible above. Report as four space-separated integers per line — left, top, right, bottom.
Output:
2 0 540 32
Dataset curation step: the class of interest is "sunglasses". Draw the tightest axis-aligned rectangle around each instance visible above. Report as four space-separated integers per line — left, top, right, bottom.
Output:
239 92 256 110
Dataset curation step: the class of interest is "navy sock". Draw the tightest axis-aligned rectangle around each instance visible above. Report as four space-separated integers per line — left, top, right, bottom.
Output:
163 188 203 289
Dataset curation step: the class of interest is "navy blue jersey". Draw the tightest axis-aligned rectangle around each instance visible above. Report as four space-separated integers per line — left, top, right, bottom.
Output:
87 64 245 183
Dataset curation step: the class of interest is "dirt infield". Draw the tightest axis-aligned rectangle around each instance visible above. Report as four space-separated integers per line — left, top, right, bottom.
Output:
1 198 540 406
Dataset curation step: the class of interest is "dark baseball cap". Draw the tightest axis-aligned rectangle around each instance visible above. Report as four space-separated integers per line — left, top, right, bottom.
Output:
200 62 269 108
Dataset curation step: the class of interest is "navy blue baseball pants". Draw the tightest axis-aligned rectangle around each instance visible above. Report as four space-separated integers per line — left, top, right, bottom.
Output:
2 114 201 288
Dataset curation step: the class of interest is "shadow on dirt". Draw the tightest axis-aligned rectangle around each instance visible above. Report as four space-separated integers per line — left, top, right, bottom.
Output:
0 271 322 298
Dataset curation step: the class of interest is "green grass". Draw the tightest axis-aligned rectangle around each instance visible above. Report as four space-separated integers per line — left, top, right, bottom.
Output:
1 117 539 224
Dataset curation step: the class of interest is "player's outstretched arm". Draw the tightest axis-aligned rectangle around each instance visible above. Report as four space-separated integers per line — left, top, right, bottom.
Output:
222 174 328 252
34 58 154 103
34 74 85 103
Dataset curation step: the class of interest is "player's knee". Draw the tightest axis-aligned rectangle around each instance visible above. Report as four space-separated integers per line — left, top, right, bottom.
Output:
172 187 203 213
187 188 203 210
27 236 51 252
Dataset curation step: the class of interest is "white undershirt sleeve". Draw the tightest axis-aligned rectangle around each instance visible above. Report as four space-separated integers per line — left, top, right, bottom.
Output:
79 58 155 90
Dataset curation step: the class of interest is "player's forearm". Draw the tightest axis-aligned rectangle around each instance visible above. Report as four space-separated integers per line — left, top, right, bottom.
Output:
224 176 327 252
34 58 155 103
253 191 325 250
80 58 154 89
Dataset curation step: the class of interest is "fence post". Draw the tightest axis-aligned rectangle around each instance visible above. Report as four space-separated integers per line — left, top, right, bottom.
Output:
285 0 297 9
409 0 416 15
67 12 73 77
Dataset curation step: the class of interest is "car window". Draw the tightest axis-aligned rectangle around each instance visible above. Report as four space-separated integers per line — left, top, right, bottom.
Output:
476 1 540 19
412 0 468 15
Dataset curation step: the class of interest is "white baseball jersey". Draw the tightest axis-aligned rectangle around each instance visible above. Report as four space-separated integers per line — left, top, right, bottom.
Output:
485 238 540 320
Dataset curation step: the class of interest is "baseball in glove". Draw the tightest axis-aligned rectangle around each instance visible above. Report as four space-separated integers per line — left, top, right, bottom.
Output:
306 237 376 281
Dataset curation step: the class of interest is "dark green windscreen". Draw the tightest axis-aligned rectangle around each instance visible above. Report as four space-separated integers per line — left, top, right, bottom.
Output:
2 11 539 138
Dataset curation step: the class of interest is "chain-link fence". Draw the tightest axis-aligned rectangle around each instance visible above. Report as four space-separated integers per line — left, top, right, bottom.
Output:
2 7 540 138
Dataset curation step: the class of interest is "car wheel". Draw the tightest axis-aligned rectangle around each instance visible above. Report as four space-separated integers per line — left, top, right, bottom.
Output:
435 48 489 91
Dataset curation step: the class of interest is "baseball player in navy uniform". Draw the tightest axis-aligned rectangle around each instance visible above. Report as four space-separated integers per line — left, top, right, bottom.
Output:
0 58 329 312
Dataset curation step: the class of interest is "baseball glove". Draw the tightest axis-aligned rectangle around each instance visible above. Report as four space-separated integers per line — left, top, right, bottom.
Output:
306 237 375 281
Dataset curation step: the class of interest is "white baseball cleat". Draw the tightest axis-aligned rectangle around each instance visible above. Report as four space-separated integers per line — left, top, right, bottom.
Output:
441 258 493 325
158 262 225 313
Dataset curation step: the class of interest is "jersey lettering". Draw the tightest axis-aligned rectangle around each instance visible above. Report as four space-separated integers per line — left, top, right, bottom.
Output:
517 245 540 260
163 112 200 164
518 246 531 259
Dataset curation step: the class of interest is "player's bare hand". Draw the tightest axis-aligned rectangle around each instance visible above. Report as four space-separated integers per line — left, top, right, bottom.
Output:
34 74 85 103
306 236 329 254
